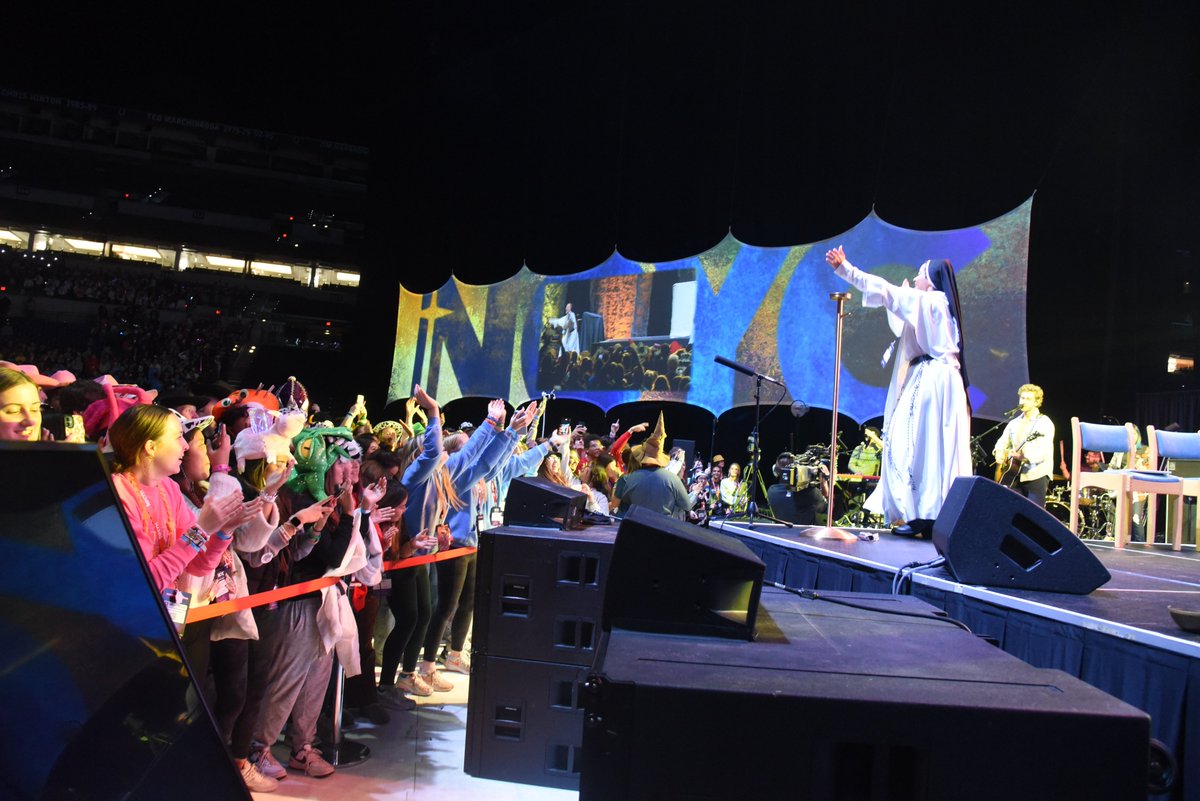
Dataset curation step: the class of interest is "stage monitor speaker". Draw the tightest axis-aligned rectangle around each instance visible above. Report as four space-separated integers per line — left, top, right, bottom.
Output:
504 476 588 530
580 588 1149 801
932 476 1111 594
603 506 764 640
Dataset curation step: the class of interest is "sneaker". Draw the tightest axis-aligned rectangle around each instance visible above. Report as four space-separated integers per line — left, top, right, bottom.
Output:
250 747 287 780
420 669 454 692
355 702 391 724
395 671 434 697
443 651 472 675
288 744 335 778
377 685 417 710
239 758 279 792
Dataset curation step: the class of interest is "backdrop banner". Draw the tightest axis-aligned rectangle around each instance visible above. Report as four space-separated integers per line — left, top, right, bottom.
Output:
390 199 1030 423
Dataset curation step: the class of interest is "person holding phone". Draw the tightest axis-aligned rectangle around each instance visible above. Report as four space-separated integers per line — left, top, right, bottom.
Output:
247 439 361 780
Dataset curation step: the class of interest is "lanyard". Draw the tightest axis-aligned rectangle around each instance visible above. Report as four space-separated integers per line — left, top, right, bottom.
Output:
119 472 176 557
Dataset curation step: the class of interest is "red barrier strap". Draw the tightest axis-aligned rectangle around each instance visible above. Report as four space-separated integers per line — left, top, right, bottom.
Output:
186 546 477 623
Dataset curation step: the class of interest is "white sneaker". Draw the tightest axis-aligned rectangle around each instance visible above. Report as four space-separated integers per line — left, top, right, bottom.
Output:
395 671 434 697
443 651 472 674
239 758 279 792
250 747 287 780
420 669 454 692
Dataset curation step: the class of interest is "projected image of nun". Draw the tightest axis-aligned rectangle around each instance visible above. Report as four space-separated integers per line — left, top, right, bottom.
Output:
549 302 580 355
824 246 972 537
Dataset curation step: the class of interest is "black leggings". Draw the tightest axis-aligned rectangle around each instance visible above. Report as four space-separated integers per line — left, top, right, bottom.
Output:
423 552 477 662
209 637 251 757
380 564 431 683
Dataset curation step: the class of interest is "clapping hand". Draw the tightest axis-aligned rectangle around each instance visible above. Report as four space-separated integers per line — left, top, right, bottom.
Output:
197 490 246 535
509 400 538 433
361 477 387 512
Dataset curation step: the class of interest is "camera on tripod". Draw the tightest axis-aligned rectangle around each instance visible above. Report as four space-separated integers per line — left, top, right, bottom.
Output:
782 445 829 492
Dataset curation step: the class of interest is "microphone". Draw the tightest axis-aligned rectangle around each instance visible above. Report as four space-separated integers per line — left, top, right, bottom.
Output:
714 355 785 386
1004 406 1021 416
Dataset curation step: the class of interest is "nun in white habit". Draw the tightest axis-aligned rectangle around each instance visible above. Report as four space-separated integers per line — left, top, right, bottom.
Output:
825 245 972 535
549 302 580 355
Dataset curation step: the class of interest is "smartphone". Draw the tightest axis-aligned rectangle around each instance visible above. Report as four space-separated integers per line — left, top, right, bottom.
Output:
559 419 571 436
63 413 85 444
355 393 364 407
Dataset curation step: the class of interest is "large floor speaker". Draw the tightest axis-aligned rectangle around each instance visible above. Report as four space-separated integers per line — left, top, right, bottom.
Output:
466 523 617 789
604 506 765 640
580 588 1149 801
464 655 590 790
932 476 1111 594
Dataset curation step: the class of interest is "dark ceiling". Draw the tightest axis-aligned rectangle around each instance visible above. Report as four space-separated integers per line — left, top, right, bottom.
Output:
3 1 1199 423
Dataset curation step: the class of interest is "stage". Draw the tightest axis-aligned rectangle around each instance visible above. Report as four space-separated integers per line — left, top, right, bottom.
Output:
708 519 1200 800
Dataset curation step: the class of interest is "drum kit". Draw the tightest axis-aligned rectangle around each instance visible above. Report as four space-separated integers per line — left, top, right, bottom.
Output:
1046 477 1113 540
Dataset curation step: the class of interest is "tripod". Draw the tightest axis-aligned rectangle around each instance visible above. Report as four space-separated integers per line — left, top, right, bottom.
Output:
722 374 792 528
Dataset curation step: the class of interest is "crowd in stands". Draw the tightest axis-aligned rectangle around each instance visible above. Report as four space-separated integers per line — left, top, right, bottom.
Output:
1 356 746 793
0 250 293 391
537 337 692 392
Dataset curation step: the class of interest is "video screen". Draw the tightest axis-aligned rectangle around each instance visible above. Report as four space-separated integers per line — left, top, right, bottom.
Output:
537 268 696 393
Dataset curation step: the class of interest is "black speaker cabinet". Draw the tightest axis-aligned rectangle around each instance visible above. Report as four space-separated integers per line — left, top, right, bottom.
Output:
504 476 588 530
466 524 618 790
473 524 617 665
932 476 1111 594
604 506 765 640
464 655 590 790
580 588 1149 801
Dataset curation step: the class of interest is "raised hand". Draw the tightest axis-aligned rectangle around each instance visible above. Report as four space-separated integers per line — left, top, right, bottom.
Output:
824 245 846 268
412 384 439 419
510 401 538 432
628 422 649 435
487 398 507 427
263 457 296 496
209 424 232 471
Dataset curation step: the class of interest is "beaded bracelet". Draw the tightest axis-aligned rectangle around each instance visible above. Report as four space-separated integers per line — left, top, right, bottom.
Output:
180 525 210 552
211 464 231 474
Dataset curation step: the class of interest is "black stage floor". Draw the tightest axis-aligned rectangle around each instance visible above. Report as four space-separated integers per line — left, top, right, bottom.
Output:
708 520 1200 657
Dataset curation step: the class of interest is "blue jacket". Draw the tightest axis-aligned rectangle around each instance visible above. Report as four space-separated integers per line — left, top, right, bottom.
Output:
443 425 522 547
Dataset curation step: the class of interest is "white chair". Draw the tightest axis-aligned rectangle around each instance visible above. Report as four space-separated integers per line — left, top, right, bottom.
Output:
1070 418 1182 548
1146 426 1200 550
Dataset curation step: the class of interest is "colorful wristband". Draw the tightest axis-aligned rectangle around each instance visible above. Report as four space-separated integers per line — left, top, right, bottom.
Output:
180 525 210 552
211 464 231 474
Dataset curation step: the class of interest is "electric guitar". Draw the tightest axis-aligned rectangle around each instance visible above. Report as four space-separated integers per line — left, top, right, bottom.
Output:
995 430 1044 487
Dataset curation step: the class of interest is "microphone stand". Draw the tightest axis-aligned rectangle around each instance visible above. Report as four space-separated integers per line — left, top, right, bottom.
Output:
814 292 859 542
738 374 792 528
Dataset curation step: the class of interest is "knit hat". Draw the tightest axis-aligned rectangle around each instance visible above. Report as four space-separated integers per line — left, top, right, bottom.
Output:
632 413 671 468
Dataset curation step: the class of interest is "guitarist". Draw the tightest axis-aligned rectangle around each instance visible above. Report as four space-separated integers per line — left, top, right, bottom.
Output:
992 384 1055 507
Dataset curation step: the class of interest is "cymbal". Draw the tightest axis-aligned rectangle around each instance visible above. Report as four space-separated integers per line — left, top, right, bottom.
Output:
1052 474 1069 482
